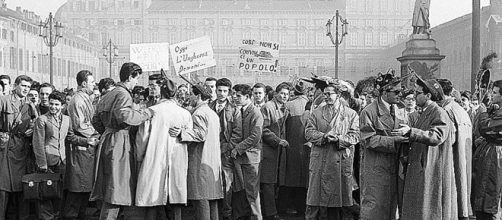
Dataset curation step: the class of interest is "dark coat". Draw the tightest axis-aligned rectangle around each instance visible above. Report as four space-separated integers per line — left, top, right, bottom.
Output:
32 113 71 168
0 94 37 192
305 103 359 207
261 99 289 184
280 95 310 187
66 91 100 192
402 102 457 220
90 84 152 205
209 99 242 154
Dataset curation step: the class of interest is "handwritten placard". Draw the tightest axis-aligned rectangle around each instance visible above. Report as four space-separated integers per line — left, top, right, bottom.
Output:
238 40 280 73
130 43 170 72
170 36 216 76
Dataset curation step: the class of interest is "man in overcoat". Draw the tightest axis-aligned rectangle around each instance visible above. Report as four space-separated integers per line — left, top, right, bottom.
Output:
209 78 242 220
359 72 408 220
260 82 290 220
437 79 473 220
231 84 263 220
90 62 154 219
392 77 457 220
64 70 100 220
304 79 360 220
0 75 36 220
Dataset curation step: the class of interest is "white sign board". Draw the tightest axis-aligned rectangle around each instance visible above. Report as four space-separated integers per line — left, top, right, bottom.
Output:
130 43 170 72
170 36 216 76
238 40 280 73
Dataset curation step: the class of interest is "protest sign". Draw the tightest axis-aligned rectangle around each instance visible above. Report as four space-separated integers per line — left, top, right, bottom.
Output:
130 43 170 72
170 36 216 76
238 39 280 73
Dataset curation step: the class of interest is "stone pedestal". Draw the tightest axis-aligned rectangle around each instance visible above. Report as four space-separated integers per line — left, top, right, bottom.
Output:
397 34 445 87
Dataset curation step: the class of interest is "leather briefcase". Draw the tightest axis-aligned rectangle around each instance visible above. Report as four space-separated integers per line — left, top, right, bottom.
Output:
21 173 63 200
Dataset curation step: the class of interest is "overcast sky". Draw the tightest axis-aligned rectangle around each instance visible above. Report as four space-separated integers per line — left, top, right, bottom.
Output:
5 0 492 27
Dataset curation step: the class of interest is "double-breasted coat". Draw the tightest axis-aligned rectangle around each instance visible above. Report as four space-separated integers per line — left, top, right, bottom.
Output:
280 95 310 187
401 102 457 220
0 94 38 192
261 99 289 184
359 98 406 220
304 103 360 207
181 102 223 200
90 83 153 205
66 90 100 192
440 98 473 218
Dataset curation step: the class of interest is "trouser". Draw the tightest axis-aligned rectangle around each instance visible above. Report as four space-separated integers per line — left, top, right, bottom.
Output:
221 154 234 218
192 199 219 220
305 206 343 220
475 211 500 220
260 183 277 217
98 202 144 220
277 186 307 214
38 164 65 220
0 191 29 220
62 192 90 220
233 163 261 220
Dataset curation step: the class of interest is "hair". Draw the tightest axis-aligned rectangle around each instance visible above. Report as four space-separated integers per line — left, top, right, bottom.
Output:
65 89 75 97
160 80 177 99
119 62 142 82
205 77 217 82
98 78 116 93
30 81 41 92
460 91 471 100
14 75 33 85
252 83 266 90
49 90 67 104
39 82 55 91
0 80 4 91
275 82 291 93
265 85 274 101
132 86 146 96
192 85 212 101
148 74 162 81
216 78 232 88
493 80 502 96
0 75 11 84
437 79 453 96
233 84 252 97
76 70 93 86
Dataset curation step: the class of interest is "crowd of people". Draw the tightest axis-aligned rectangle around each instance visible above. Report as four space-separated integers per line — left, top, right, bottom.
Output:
0 61 500 220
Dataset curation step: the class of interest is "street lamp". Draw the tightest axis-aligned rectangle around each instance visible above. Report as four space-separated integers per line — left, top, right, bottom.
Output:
326 10 348 79
39 12 63 85
103 39 119 78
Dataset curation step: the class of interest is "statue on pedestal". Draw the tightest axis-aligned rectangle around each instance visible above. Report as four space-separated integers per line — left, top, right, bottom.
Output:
412 0 431 35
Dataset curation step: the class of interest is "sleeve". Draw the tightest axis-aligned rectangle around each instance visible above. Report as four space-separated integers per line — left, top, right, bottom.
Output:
135 119 152 162
113 91 152 126
304 112 327 146
181 112 208 143
234 111 264 155
261 105 282 147
91 113 106 134
226 108 243 153
359 110 399 153
66 122 88 147
68 97 96 138
338 112 360 149
409 110 449 146
32 117 47 169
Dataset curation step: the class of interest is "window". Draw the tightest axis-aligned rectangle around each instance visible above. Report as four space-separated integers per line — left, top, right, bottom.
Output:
133 1 140 8
242 31 251 40
279 32 287 45
297 19 307 27
134 19 142 25
117 19 124 26
365 33 372 46
10 31 14 42
380 32 388 46
186 18 196 26
349 32 358 46
277 19 287 26
118 1 125 8
169 33 177 44
260 32 270 41
242 19 252 26
260 19 269 26
26 50 29 71
18 49 23 71
168 19 177 26
89 1 96 10
222 19 231 26
1 29 6 39
187 31 195 40
224 31 232 45
315 32 324 46
297 32 306 46
32 52 35 72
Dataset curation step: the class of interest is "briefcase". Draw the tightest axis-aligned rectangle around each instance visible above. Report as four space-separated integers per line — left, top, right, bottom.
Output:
21 173 63 200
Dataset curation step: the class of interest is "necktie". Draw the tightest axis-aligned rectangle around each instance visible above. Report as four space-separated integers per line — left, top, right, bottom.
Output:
390 104 395 119
217 104 223 113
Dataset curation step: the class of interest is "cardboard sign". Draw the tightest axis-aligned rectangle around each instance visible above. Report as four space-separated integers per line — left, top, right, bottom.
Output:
170 36 216 76
130 43 170 72
238 40 280 73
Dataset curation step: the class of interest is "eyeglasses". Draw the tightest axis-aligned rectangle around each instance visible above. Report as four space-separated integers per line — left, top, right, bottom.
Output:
387 89 402 95
405 97 415 101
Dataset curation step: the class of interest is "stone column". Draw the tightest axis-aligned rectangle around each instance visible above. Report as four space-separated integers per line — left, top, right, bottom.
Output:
397 34 445 88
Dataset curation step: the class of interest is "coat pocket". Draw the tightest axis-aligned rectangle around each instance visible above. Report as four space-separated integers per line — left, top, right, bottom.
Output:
0 132 9 151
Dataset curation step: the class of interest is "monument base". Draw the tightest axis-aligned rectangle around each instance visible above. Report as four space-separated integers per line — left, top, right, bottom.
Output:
397 34 445 87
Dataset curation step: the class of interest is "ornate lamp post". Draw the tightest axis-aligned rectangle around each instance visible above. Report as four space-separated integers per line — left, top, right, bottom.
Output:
103 39 119 78
39 12 63 85
326 10 348 79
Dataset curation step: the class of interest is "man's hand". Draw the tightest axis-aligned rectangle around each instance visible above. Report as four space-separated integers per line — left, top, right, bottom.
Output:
169 126 181 137
24 129 33 137
391 124 411 137
393 136 409 143
279 140 289 148
231 149 238 159
87 137 98 147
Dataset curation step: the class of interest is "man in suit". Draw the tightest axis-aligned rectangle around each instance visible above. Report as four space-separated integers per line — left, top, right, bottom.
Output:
231 84 264 220
209 78 242 220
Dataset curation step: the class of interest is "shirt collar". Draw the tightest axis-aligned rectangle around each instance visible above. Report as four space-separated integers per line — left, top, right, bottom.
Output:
380 97 391 111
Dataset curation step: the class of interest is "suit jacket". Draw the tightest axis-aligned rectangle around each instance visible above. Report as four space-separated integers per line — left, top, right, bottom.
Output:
209 99 242 154
234 103 263 164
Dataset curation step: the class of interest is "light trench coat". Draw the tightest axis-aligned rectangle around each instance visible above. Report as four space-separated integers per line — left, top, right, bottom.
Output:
135 100 192 206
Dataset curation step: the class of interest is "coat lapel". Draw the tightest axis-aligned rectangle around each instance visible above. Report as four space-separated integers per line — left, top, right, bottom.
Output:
376 99 395 130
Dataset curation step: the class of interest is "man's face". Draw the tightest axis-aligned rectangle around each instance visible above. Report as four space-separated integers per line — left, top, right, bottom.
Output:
39 87 53 106
0 79 10 95
148 79 161 97
233 90 250 106
65 95 72 104
28 90 39 104
205 80 216 99
415 86 429 107
15 81 32 98
471 100 479 108
404 94 416 109
324 87 339 105
189 94 199 107
383 85 402 105
84 75 96 92
492 86 502 104
253 87 265 104
49 99 63 115
276 88 290 104
216 86 230 101
129 75 139 90
359 96 367 107
179 86 188 95
460 97 470 110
